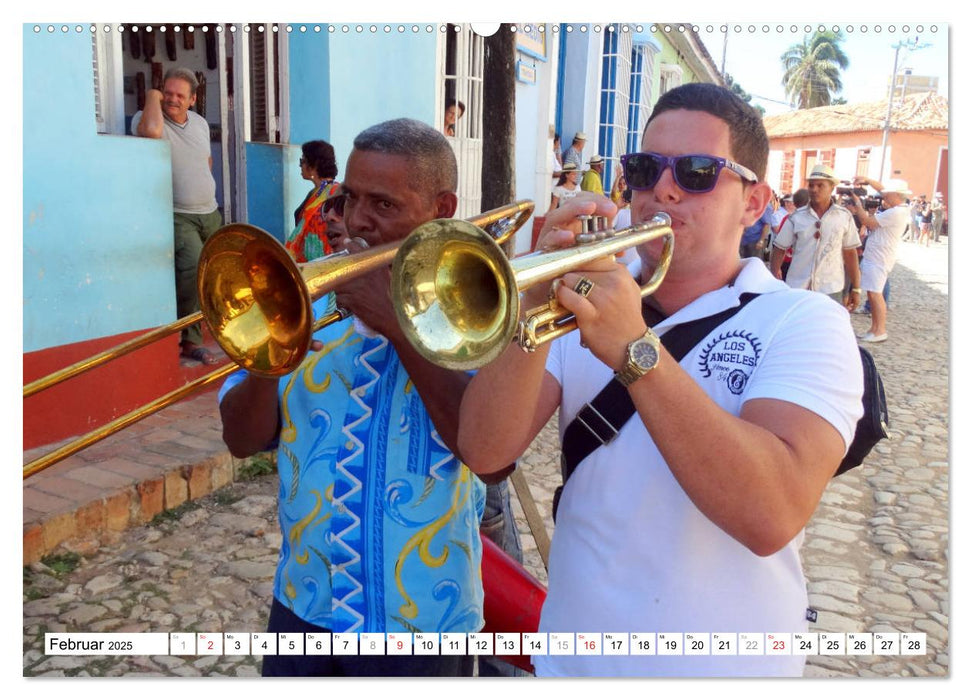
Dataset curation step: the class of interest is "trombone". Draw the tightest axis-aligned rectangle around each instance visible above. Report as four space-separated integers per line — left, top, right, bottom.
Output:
23 200 535 478
392 213 675 370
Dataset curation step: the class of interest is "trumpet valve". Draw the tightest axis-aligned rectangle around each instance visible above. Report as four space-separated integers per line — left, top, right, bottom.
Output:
576 215 610 245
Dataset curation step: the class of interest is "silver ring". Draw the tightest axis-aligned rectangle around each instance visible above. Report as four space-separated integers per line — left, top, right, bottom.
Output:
573 276 595 298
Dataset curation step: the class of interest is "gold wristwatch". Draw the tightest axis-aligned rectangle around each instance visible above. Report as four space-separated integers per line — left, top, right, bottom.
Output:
615 328 661 387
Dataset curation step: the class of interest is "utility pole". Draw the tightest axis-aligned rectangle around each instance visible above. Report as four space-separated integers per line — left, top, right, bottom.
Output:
482 23 517 252
878 37 930 182
720 26 727 76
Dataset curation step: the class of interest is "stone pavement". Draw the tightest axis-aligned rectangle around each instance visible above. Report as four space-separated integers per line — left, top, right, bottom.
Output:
22 238 950 678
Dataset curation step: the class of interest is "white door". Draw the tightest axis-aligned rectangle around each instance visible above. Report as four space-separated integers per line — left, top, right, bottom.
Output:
440 24 484 218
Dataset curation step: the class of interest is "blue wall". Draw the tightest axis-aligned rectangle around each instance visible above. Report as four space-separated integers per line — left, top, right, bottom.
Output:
23 27 175 353
245 143 292 242
558 29 591 150
259 31 438 243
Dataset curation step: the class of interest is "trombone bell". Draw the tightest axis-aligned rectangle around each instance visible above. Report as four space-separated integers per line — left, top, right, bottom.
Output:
198 224 314 378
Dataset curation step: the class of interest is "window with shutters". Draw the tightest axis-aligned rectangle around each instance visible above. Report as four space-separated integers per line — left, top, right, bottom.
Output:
598 25 632 189
856 148 871 178
659 63 682 96
247 24 281 143
626 42 659 156
92 25 124 135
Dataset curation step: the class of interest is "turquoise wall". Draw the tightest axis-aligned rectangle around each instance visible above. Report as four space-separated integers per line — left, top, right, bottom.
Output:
259 31 438 239
327 32 438 172
23 27 175 353
288 32 331 146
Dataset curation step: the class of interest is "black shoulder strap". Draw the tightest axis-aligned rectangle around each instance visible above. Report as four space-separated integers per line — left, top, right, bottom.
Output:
559 293 760 484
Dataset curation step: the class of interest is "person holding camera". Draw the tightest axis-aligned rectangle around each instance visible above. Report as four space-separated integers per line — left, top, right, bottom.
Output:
770 165 862 311
846 177 912 342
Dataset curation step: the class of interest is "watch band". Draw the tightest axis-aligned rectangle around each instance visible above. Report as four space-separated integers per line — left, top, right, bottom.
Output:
615 364 643 387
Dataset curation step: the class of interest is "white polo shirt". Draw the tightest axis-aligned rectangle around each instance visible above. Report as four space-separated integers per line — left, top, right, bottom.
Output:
774 204 860 294
536 259 863 677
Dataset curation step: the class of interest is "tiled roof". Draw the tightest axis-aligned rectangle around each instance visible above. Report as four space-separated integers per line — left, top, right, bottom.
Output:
764 92 949 138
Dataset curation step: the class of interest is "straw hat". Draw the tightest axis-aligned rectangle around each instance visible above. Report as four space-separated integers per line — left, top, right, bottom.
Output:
881 179 912 196
807 164 839 184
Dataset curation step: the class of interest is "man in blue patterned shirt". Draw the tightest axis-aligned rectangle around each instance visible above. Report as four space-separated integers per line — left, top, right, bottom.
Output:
219 119 492 676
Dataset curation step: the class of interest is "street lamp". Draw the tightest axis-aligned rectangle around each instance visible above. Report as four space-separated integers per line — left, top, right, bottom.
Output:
878 37 931 183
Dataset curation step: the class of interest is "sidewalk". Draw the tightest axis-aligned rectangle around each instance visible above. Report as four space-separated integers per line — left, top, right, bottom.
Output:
23 350 236 566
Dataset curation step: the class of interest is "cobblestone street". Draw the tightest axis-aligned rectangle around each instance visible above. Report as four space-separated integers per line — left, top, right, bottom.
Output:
22 239 950 679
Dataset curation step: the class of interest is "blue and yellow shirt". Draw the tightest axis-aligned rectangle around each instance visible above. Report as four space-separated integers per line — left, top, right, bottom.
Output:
219 299 485 633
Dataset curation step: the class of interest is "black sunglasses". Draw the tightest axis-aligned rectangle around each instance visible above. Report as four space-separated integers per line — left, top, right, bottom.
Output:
322 193 346 216
621 152 758 194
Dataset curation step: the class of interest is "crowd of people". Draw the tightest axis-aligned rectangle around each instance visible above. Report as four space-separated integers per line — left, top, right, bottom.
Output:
758 166 943 344
136 70 942 678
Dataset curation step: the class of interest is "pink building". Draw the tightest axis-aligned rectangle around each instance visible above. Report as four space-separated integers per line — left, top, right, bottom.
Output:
763 92 948 212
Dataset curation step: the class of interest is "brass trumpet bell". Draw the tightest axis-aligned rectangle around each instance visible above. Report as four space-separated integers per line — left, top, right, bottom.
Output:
393 219 520 370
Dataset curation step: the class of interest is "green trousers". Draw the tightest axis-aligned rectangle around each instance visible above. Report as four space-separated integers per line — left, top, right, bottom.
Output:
174 209 223 346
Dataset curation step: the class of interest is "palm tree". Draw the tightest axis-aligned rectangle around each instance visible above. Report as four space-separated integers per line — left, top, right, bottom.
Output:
781 31 850 109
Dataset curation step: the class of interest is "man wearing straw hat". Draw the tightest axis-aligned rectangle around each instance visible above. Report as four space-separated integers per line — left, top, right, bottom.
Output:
846 176 913 343
581 154 606 195
770 164 862 311
562 131 587 170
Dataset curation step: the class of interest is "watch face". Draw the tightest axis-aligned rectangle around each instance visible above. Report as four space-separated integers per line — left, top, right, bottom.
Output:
631 339 659 369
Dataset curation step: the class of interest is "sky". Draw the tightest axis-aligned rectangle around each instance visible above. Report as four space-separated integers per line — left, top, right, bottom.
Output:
698 23 950 116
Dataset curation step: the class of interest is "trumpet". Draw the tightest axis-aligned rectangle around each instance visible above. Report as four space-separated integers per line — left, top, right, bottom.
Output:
392 213 675 370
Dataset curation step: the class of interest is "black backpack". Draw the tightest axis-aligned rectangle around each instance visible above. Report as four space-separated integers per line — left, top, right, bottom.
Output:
836 346 889 475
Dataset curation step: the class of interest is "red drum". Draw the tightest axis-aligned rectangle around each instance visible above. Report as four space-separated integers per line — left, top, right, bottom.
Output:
480 534 547 673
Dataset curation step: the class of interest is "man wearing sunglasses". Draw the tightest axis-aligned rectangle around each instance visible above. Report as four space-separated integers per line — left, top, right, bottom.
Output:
458 83 863 677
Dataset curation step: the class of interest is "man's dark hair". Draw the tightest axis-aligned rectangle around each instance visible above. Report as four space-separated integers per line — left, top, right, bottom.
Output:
301 140 338 180
647 83 769 182
353 118 458 196
792 188 810 208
